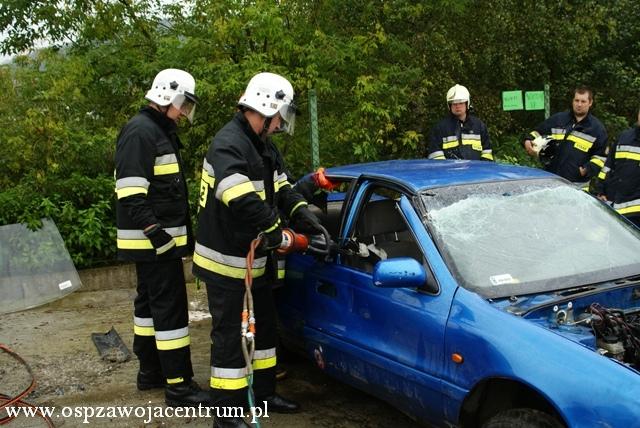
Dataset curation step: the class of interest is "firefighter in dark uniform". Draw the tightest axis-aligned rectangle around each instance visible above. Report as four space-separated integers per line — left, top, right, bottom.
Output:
523 86 608 187
115 68 210 407
427 84 494 161
193 72 321 428
595 110 640 227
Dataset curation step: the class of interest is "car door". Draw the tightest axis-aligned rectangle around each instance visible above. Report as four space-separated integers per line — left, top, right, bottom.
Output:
298 179 459 425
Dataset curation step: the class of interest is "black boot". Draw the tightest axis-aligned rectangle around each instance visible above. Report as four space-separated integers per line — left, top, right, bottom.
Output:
256 393 300 413
136 370 164 391
165 380 212 407
213 416 251 428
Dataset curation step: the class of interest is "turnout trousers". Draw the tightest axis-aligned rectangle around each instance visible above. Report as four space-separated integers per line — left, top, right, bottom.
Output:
133 259 194 384
206 280 277 408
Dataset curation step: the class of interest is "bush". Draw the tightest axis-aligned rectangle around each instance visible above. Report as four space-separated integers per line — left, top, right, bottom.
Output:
0 174 117 269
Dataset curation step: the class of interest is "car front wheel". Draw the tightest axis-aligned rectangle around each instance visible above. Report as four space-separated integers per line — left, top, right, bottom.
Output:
482 408 564 428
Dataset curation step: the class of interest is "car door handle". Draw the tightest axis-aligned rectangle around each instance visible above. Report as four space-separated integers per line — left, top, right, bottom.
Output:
316 280 337 298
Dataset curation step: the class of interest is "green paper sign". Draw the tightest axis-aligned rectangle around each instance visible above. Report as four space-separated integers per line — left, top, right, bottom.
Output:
525 91 545 110
502 90 523 111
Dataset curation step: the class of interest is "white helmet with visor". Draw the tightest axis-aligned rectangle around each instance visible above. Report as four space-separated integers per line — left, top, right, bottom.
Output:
145 68 198 123
446 84 471 108
238 72 297 135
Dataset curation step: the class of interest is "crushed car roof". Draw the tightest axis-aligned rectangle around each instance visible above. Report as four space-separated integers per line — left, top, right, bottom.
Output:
326 159 553 193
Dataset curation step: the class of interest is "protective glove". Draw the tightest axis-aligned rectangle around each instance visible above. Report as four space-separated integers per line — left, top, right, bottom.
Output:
260 227 284 251
291 206 323 234
144 224 176 255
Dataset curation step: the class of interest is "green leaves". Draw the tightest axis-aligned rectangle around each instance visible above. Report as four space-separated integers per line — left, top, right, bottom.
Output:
2 0 640 267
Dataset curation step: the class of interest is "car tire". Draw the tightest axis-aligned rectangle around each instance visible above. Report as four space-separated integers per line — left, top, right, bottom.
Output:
482 408 564 428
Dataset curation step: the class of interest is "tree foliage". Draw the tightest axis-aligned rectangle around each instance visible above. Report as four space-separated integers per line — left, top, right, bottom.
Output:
2 0 639 267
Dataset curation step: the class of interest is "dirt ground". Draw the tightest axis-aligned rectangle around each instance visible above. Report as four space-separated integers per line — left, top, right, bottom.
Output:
0 284 418 427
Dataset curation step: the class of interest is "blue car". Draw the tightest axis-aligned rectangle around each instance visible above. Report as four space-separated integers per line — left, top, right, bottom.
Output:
277 159 640 428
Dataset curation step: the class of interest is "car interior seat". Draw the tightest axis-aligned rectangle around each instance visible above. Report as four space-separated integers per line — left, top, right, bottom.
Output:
350 198 423 272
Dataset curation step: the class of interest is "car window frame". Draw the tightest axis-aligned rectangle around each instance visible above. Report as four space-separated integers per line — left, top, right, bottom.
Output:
337 178 440 294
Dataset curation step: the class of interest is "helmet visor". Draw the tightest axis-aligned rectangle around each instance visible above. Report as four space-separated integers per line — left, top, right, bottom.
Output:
172 92 197 123
277 102 297 135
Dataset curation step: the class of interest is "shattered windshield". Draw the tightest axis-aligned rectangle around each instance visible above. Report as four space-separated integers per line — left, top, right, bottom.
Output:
422 179 640 298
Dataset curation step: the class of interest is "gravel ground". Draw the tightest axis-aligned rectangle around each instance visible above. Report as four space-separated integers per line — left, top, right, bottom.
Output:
0 285 418 427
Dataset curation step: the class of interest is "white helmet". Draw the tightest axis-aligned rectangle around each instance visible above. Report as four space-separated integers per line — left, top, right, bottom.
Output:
530 135 553 155
145 68 198 123
446 84 470 108
238 72 296 135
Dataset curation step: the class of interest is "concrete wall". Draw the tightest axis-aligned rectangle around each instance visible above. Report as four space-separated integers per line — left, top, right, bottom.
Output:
77 257 194 291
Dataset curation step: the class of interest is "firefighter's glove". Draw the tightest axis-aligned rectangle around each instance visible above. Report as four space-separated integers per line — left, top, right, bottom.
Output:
260 228 284 251
291 206 323 235
144 224 176 255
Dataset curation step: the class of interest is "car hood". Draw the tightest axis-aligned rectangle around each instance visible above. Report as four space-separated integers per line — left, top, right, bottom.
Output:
488 280 640 371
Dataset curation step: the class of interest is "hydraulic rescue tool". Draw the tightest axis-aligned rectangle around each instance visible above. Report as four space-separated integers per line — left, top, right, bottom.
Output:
276 226 331 256
241 223 331 426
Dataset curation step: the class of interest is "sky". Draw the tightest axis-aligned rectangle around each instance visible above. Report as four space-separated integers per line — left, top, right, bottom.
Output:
0 30 10 64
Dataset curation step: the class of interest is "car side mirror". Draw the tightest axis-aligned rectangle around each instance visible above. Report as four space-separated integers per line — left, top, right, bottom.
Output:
372 257 427 289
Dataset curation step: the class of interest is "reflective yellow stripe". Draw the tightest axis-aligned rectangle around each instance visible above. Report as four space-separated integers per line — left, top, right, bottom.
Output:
461 140 482 151
193 252 265 279
256 190 266 200
618 206 640 215
167 377 183 385
566 134 593 152
154 163 180 175
481 153 494 160
252 355 277 370
210 377 248 390
433 155 446 160
289 201 308 217
551 133 564 140
264 218 281 234
276 182 292 192
156 335 190 351
116 187 148 199
590 157 605 167
616 152 640 161
274 179 292 193
598 171 607 180
117 235 187 250
222 181 256 205
443 141 459 149
118 238 153 250
134 325 155 336
277 269 285 279
201 169 215 186
199 178 209 208
529 131 541 139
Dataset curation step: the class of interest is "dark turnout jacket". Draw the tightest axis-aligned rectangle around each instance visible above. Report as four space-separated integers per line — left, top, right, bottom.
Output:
596 125 640 219
427 114 493 161
193 112 307 286
114 107 193 262
525 111 608 182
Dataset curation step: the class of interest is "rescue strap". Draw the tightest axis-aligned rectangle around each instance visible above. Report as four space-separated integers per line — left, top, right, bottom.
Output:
242 236 262 428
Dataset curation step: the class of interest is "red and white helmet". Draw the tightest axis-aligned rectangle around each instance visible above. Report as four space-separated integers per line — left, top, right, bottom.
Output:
145 68 198 123
238 72 296 134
